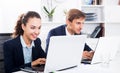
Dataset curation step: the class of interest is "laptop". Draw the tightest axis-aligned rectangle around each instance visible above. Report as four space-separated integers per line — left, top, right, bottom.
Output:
82 36 120 64
44 35 87 73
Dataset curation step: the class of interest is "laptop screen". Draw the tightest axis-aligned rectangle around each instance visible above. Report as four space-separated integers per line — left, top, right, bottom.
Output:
44 35 87 73
91 36 120 64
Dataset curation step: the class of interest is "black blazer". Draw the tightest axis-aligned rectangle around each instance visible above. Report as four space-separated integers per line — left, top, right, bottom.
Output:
46 24 92 53
3 36 46 73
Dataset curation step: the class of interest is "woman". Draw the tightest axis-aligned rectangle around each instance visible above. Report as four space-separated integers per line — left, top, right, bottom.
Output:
3 11 46 73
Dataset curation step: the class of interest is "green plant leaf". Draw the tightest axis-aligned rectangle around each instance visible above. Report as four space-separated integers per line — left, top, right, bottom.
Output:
43 6 56 17
50 7 56 16
43 6 50 14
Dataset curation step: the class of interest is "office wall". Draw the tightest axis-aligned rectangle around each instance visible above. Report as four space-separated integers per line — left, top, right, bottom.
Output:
0 0 41 33
0 0 81 33
103 1 120 36
105 23 120 36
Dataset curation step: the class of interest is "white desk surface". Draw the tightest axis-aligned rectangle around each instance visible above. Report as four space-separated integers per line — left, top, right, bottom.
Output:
14 48 120 73
56 48 120 73
55 62 120 73
15 59 120 73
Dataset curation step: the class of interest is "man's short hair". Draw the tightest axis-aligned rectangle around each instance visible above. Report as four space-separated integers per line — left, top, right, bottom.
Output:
66 9 86 22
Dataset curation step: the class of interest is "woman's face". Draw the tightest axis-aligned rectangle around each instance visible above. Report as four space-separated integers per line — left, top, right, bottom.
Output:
22 17 41 41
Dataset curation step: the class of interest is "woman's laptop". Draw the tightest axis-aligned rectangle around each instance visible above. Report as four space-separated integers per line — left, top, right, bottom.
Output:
44 35 87 73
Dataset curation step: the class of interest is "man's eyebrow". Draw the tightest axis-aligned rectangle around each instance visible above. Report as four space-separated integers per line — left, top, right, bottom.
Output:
30 24 36 27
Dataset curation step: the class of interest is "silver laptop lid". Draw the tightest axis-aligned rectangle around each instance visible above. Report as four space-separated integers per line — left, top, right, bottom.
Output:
44 35 87 73
91 36 120 64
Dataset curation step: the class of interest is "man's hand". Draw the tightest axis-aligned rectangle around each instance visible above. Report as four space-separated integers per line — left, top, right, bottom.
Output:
82 51 94 60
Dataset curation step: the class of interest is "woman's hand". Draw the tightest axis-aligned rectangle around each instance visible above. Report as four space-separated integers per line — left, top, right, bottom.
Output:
82 51 94 60
31 58 46 67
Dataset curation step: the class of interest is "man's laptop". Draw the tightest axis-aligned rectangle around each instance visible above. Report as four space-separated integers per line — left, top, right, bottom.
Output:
82 36 120 64
44 35 87 73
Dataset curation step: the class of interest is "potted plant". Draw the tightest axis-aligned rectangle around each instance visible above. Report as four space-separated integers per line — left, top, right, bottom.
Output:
43 6 56 21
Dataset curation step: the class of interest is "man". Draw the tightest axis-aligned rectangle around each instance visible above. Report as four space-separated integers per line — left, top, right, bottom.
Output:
46 9 94 60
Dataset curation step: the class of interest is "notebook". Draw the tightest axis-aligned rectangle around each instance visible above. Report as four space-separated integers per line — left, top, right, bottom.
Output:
44 35 87 73
91 36 120 64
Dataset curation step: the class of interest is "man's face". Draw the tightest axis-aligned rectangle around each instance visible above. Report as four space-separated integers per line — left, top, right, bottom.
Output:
67 17 85 34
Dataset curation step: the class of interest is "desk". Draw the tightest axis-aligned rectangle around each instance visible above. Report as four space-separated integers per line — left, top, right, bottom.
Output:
14 61 120 73
14 43 120 73
55 62 120 73
56 49 120 73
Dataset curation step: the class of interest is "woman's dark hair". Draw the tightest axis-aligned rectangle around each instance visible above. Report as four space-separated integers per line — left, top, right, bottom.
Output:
66 9 86 22
12 11 41 38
